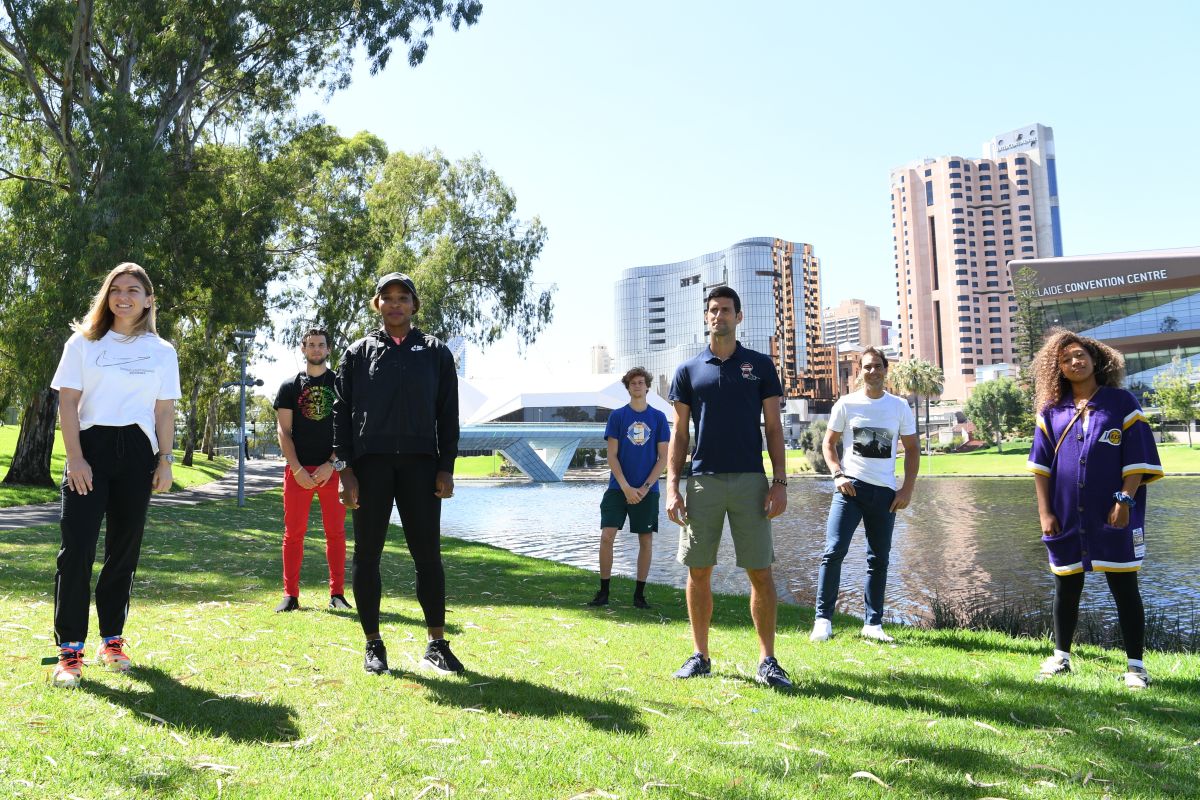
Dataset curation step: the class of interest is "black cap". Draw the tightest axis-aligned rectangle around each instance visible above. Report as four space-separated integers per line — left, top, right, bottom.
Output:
374 272 419 304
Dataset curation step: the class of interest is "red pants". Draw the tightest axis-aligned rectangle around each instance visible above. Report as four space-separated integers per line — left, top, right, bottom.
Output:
282 466 347 597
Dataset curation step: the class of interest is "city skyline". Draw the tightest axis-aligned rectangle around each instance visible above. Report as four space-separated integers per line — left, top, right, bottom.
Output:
252 1 1200 393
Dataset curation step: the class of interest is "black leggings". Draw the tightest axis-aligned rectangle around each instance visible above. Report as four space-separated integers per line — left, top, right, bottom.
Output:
350 453 446 633
55 425 155 644
1053 571 1144 660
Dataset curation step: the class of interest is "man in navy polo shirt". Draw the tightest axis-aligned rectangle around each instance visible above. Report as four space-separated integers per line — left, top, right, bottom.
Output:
666 286 792 689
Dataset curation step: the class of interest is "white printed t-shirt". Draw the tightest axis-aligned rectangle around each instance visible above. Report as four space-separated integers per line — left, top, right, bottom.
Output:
827 390 916 490
51 330 182 454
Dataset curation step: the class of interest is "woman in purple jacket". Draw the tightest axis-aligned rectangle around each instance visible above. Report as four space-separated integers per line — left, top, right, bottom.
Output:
1026 329 1163 689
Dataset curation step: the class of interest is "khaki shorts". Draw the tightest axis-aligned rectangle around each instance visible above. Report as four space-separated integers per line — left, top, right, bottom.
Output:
676 473 774 570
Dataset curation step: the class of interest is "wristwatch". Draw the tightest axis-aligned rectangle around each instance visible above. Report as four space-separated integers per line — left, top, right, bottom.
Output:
331 459 347 472
157 452 175 464
1113 491 1135 508
832 470 845 479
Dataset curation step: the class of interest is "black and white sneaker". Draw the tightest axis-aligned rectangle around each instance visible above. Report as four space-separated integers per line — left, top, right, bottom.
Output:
328 594 353 610
364 639 389 674
673 652 711 679
274 595 300 613
587 591 609 607
756 656 793 690
1038 654 1071 680
421 639 465 674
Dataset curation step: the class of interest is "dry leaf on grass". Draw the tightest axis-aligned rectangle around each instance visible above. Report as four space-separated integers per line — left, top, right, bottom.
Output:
1096 726 1122 737
640 707 668 718
851 771 890 789
967 773 1003 787
141 712 169 725
972 720 1003 735
263 735 317 749
566 791 619 799
193 762 238 774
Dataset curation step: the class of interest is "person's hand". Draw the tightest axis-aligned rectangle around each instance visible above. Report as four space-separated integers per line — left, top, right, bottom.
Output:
666 487 687 525
340 471 359 509
310 462 335 487
622 484 643 505
434 471 454 499
1039 510 1061 536
152 460 173 493
764 482 787 519
835 475 856 496
889 486 913 512
65 457 94 495
291 464 318 490
1107 502 1130 528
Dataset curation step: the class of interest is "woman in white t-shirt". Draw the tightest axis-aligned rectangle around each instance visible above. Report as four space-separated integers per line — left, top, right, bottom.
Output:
48 263 181 688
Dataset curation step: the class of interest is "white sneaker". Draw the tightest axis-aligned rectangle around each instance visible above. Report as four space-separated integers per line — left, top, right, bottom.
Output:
809 618 833 642
860 624 895 643
1122 666 1151 689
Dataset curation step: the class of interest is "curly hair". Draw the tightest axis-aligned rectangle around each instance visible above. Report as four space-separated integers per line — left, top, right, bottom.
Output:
1031 328 1126 412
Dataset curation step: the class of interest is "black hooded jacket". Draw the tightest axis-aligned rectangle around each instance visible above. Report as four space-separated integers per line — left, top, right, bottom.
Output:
332 327 459 473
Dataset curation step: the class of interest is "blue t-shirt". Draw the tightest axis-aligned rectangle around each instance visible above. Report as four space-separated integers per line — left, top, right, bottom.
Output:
669 343 782 475
604 404 671 492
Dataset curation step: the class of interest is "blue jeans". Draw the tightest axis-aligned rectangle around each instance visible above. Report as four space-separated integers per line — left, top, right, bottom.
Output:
815 479 897 626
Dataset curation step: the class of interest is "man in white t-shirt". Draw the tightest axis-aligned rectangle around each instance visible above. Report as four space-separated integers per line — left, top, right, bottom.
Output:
811 347 920 643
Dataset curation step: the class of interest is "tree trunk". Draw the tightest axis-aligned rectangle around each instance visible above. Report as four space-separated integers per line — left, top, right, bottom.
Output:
202 392 219 458
2 388 60 487
181 375 202 467
924 395 931 454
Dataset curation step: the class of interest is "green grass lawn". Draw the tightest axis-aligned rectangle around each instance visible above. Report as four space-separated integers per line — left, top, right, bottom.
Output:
2 492 1197 798
455 452 509 477
0 426 232 507
894 439 1200 476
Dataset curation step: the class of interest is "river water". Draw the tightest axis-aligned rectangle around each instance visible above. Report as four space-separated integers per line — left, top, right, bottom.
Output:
402 477 1199 628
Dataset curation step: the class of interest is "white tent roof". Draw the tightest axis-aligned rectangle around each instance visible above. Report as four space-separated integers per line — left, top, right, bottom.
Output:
460 374 672 425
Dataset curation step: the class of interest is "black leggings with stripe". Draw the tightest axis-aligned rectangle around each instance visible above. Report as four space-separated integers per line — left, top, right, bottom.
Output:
1053 570 1144 660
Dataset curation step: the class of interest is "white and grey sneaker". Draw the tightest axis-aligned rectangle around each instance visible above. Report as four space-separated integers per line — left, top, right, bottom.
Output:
1122 665 1151 689
1038 654 1071 679
810 618 833 642
860 624 895 643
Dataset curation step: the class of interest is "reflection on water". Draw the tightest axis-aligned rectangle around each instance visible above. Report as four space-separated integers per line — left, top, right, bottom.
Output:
397 477 1199 629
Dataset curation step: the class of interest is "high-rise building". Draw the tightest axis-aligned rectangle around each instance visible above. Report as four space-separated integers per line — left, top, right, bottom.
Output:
447 336 468 378
591 344 614 374
891 123 1062 400
880 319 893 346
823 298 882 348
614 237 835 408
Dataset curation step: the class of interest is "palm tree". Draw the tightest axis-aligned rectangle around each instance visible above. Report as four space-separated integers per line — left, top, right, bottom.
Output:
887 358 945 453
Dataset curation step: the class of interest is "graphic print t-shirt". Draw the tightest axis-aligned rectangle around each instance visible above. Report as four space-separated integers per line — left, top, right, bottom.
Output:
827 390 916 490
604 404 670 492
51 330 182 454
274 370 336 466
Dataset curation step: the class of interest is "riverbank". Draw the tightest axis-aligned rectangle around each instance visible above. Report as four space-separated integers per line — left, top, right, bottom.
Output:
0 427 233 508
2 492 1197 798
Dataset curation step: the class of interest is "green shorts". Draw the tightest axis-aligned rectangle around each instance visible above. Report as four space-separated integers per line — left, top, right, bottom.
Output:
676 473 774 570
600 488 660 534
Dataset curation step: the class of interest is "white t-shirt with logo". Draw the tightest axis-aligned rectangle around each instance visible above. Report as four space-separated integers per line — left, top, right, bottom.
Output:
51 330 182 454
827 390 916 490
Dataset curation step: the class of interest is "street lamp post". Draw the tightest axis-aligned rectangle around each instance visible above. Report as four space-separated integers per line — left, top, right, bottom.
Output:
228 331 263 507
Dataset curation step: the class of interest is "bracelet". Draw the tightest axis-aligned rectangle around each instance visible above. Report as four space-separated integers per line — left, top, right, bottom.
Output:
772 478 787 487
1113 491 1136 508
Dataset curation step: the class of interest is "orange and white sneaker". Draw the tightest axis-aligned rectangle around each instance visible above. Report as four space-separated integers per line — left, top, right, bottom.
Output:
52 647 84 688
98 637 132 672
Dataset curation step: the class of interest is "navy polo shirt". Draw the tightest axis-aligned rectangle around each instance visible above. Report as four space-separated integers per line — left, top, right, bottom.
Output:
669 343 782 475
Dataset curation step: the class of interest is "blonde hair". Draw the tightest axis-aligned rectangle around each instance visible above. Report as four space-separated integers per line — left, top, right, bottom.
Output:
73 262 158 341
1031 328 1125 413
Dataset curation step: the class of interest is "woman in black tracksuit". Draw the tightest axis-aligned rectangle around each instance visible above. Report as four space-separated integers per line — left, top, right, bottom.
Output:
333 272 463 675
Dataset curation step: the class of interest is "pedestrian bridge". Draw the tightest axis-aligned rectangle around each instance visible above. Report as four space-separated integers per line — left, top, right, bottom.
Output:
460 423 609 482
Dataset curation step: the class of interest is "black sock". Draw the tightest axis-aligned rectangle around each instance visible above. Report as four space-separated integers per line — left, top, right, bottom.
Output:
599 578 610 594
634 581 646 599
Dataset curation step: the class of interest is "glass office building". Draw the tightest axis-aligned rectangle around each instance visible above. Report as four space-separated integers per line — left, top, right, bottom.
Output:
613 237 834 407
1018 248 1200 393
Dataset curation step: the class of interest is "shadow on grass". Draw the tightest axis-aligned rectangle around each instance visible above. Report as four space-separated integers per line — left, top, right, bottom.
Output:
404 671 648 735
80 665 301 743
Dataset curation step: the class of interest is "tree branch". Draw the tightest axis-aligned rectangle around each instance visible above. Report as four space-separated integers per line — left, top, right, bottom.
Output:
0 165 70 191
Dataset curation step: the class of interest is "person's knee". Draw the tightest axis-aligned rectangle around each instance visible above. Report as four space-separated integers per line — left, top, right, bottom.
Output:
637 533 653 549
687 566 713 584
746 566 773 588
600 528 618 546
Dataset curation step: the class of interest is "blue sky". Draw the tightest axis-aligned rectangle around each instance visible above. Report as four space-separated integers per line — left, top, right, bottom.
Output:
262 0 1200 386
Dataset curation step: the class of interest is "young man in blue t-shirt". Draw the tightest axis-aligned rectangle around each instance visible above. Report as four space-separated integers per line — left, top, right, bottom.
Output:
589 367 670 609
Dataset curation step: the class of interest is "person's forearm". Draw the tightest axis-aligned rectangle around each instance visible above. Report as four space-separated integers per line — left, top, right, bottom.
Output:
901 447 920 490
277 426 302 468
1034 474 1053 514
667 432 689 486
646 454 669 488
60 399 84 461
822 439 842 474
1121 474 1143 495
607 442 630 488
765 427 786 480
155 402 175 455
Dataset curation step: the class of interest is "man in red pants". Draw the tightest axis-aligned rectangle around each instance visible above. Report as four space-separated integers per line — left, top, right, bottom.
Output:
272 328 350 612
